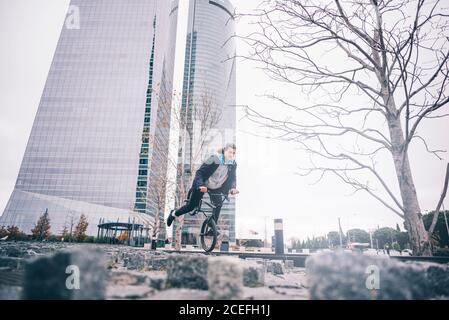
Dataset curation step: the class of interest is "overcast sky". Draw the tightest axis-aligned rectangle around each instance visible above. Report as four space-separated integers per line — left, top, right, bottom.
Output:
1 0 448 242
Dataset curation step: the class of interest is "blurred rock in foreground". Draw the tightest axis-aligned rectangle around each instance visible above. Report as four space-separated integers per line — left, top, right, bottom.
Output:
306 251 449 300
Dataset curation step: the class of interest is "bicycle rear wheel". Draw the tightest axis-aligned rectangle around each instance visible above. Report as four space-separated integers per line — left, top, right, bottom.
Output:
200 217 217 253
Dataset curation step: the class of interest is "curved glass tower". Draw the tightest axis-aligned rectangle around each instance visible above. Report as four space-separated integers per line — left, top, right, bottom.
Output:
174 0 236 244
0 0 179 236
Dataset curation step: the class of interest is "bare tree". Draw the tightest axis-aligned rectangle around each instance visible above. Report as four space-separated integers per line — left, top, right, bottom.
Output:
171 88 223 251
134 83 180 247
143 84 222 250
145 82 176 246
236 0 449 255
73 213 89 242
60 223 69 241
31 208 51 241
60 211 76 242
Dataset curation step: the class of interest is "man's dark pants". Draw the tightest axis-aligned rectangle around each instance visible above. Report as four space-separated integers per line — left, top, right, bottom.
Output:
173 186 226 222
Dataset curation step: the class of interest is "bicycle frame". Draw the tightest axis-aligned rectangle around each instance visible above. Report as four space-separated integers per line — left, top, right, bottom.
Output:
191 193 229 217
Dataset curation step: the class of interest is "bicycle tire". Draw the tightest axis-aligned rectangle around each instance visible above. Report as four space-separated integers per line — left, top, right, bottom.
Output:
200 217 217 252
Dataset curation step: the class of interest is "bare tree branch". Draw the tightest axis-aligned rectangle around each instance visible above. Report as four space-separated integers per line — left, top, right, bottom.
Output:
429 162 449 236
233 0 449 255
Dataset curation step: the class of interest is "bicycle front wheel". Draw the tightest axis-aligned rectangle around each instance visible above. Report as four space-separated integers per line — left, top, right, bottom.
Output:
200 217 217 253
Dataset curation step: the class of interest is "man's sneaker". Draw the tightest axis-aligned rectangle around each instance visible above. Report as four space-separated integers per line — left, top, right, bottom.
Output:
167 210 176 227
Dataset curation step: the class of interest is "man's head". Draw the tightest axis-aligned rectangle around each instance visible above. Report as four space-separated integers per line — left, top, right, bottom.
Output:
222 143 236 161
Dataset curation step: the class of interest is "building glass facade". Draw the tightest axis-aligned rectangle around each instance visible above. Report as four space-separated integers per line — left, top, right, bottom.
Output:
0 0 179 236
174 0 236 244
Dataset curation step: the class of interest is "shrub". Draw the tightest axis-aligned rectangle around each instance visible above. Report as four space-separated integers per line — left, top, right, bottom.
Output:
47 235 59 242
392 241 401 251
73 214 89 242
7 226 29 241
0 226 8 238
31 209 51 241
83 236 95 243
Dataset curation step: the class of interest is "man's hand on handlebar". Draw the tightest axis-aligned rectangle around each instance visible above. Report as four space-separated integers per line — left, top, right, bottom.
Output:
198 186 239 195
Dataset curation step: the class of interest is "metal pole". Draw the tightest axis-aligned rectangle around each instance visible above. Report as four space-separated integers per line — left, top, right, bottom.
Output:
97 218 100 240
264 216 268 248
338 217 343 248
131 218 135 246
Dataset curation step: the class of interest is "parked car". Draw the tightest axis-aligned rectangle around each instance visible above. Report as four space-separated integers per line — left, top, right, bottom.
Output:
401 249 413 256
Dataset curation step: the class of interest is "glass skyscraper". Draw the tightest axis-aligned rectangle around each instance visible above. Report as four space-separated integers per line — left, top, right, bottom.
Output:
0 0 179 236
174 0 236 244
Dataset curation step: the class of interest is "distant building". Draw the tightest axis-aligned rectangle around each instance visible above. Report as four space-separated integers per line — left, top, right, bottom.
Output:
173 0 236 244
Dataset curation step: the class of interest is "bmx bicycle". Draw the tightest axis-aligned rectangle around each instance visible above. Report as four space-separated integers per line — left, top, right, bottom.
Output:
186 192 230 253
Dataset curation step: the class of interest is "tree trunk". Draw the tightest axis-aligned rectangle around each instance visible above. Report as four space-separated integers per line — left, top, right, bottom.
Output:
386 105 432 256
174 173 188 251
174 215 184 251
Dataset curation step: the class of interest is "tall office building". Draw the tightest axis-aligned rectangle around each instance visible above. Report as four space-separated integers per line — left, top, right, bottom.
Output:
173 0 236 244
0 0 179 236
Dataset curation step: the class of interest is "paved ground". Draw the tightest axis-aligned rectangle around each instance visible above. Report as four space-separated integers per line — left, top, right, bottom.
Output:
1 241 447 300
0 242 309 300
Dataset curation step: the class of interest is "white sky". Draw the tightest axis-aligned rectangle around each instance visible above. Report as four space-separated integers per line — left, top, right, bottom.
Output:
0 0 448 242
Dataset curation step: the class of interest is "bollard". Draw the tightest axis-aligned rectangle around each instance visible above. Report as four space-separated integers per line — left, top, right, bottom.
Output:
274 219 284 255
220 241 229 252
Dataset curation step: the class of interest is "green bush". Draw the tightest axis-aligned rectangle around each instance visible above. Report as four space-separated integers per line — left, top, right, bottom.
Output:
392 241 401 251
83 236 95 243
423 211 449 248
5 226 29 241
0 226 8 238
47 235 60 242
12 233 30 241
94 237 107 244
